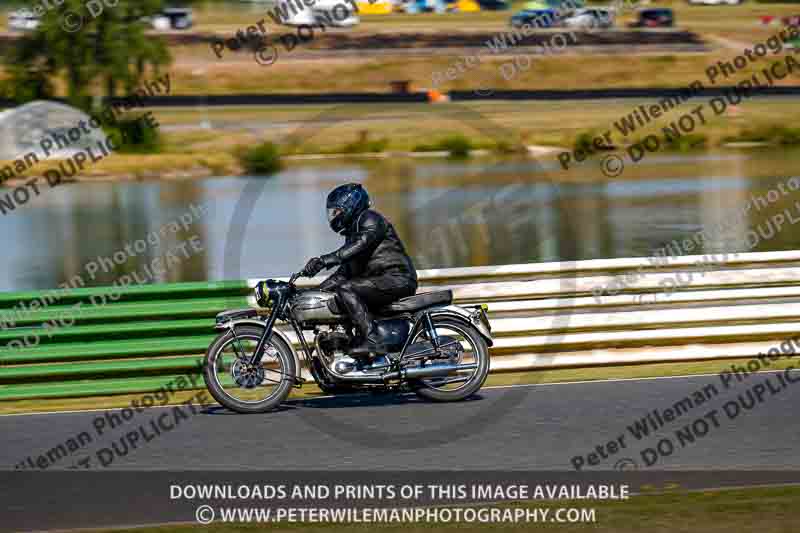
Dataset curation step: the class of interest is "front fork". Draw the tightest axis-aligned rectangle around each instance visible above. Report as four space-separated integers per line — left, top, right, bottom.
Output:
248 300 282 366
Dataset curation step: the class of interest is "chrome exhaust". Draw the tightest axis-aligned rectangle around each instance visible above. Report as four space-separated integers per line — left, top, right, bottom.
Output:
382 362 477 381
325 362 477 383
325 366 386 383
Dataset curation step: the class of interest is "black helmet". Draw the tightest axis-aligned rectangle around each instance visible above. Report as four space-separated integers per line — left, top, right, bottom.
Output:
326 183 370 233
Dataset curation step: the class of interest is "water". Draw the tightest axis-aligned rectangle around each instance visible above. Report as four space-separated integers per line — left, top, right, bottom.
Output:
2 151 800 292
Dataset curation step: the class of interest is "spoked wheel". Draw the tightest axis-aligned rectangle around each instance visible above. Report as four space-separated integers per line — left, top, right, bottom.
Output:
203 325 296 413
410 318 490 402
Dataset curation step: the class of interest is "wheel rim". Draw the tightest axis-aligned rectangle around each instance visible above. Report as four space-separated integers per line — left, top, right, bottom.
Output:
210 332 289 404
410 322 481 393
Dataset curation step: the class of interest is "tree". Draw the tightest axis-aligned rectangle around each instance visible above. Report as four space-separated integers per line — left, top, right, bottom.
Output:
4 0 171 112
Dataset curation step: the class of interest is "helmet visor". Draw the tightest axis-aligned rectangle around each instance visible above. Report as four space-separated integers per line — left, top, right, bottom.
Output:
327 207 343 223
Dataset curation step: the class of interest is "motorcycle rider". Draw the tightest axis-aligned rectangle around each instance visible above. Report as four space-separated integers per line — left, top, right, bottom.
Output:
303 183 418 355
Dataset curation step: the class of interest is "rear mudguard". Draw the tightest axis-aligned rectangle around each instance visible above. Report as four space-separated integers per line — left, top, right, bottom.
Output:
214 318 303 382
423 305 494 347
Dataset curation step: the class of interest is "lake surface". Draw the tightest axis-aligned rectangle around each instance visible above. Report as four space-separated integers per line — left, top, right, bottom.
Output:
3 151 800 292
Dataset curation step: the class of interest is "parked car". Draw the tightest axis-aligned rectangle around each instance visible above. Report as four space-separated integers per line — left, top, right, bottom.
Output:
148 7 193 30
561 7 615 29
628 8 674 28
510 8 560 28
477 0 510 10
7 9 41 31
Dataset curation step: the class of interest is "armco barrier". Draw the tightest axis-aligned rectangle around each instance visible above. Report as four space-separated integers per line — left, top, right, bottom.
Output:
2 249 800 402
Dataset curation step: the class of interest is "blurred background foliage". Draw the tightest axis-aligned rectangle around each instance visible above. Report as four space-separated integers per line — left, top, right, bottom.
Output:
0 0 172 113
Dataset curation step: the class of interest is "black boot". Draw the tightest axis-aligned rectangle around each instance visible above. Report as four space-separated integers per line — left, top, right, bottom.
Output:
350 326 386 356
336 287 385 356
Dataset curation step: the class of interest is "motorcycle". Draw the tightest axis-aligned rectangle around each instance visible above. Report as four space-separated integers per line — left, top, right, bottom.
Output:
202 270 493 413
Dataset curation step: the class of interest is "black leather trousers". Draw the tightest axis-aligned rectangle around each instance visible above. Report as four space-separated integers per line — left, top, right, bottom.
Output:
329 274 417 338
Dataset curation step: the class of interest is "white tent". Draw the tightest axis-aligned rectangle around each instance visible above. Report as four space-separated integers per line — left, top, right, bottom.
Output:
0 100 109 161
253 0 359 27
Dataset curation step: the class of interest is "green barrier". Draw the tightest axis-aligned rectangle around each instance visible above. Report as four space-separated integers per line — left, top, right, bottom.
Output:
0 279 261 401
0 318 214 346
0 373 205 401
0 296 249 328
0 280 249 308
0 335 216 364
0 355 204 382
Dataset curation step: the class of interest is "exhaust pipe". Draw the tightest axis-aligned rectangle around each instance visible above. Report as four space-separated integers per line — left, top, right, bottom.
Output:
325 362 478 383
382 362 477 381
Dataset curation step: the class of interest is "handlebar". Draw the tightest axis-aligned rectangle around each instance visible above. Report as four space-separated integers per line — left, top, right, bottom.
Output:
288 270 306 285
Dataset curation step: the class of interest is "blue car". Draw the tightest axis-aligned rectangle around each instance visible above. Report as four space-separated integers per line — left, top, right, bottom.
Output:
510 9 560 29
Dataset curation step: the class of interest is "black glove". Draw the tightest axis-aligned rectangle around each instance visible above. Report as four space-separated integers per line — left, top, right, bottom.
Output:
303 257 325 277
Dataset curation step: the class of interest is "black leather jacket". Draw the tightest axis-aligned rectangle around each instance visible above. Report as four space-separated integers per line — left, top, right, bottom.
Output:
320 209 417 289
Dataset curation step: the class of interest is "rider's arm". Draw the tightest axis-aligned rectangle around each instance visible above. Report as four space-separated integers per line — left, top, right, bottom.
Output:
321 212 386 267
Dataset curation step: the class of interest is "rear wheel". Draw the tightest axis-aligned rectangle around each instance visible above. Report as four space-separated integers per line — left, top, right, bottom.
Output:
203 325 296 414
411 318 490 402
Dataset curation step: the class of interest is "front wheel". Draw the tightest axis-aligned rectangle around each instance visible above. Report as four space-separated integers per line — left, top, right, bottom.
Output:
203 325 296 413
411 318 490 402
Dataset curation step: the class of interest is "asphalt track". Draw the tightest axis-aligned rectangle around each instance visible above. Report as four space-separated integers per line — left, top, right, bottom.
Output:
2 371 800 471
3 372 800 531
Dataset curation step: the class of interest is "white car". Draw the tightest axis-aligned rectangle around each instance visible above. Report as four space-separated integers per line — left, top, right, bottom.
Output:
562 8 615 29
687 0 742 5
8 9 41 31
144 8 194 31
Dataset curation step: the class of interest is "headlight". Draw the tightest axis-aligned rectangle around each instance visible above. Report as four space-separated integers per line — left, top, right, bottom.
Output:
255 281 273 307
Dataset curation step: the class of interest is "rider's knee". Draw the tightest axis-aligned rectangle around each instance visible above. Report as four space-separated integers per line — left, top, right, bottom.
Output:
336 281 354 297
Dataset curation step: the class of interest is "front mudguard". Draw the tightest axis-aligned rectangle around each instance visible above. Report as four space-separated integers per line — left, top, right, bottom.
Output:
214 318 303 383
423 305 494 347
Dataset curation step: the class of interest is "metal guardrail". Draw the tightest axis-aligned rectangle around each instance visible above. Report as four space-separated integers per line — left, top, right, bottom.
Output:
1 250 800 401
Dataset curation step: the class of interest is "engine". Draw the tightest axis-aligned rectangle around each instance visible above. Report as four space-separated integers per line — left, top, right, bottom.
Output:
316 329 350 358
315 329 353 373
315 328 391 375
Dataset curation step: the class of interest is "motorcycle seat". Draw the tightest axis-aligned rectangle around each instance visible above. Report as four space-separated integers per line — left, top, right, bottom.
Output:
377 290 453 315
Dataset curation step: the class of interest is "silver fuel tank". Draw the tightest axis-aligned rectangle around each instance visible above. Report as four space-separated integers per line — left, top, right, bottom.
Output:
289 290 342 324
